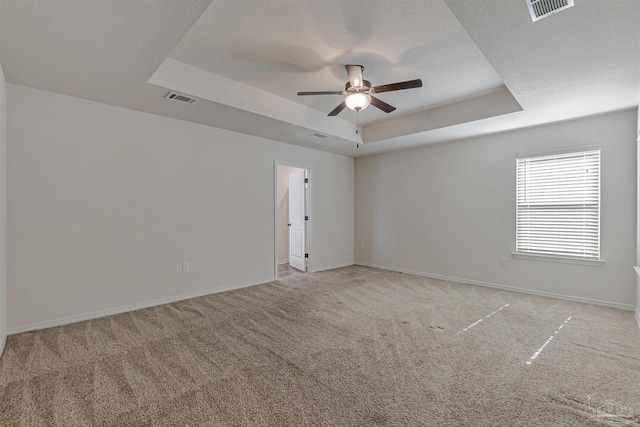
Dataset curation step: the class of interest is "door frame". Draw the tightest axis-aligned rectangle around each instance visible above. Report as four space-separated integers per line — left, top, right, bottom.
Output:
274 160 313 279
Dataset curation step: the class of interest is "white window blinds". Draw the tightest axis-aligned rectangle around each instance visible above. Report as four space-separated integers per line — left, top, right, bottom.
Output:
516 149 600 260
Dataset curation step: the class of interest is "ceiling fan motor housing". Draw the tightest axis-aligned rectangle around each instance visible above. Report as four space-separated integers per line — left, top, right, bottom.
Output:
346 64 366 88
345 80 372 93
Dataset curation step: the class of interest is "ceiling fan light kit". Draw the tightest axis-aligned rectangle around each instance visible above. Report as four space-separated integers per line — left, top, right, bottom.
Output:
345 92 371 111
297 64 423 116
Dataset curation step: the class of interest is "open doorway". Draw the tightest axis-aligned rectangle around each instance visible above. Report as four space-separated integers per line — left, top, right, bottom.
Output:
275 162 311 279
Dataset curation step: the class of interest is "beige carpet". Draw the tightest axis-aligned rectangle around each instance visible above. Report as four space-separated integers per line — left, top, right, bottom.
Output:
1 266 639 426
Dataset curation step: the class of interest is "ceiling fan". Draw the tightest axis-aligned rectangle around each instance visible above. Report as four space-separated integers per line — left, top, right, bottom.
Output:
297 65 423 116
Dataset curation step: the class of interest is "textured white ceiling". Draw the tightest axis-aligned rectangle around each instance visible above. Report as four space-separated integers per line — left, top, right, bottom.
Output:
0 0 638 157
445 0 640 120
0 0 212 107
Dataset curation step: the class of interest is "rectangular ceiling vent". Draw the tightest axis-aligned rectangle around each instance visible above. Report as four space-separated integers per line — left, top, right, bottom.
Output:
526 0 574 22
164 91 198 104
311 132 330 139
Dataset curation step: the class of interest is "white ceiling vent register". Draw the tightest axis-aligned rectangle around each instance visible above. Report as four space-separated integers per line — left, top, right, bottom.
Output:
526 0 574 22
164 91 198 104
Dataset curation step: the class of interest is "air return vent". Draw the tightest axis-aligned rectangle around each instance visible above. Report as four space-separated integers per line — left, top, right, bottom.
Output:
311 133 330 139
164 91 198 104
526 0 574 22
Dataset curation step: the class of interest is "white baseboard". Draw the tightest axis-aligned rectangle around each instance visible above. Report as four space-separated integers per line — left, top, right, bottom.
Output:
7 276 276 335
278 260 288 265
356 262 635 312
312 262 354 273
10 264 637 334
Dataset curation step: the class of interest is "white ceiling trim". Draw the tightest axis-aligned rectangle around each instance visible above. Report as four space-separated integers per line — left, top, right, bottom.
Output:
364 86 523 144
149 58 357 142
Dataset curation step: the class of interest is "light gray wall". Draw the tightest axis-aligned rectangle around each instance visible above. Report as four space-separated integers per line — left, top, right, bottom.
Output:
7 84 354 330
0 62 6 354
355 109 637 307
636 106 640 325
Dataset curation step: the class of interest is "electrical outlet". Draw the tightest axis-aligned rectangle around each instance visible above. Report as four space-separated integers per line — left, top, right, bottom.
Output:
500 257 508 267
182 262 190 273
360 243 365 250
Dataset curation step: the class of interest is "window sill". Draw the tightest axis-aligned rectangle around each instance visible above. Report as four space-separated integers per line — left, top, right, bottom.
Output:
511 252 605 267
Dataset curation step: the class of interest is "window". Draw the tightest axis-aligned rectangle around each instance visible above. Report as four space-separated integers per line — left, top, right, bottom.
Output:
515 149 600 261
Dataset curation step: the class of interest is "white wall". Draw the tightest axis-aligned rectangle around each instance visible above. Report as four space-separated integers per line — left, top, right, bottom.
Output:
276 165 302 264
356 109 637 308
6 84 354 331
0 63 6 354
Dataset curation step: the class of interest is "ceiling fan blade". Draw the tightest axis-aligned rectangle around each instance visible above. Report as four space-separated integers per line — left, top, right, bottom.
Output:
297 90 345 96
370 96 396 113
372 79 423 94
328 101 347 116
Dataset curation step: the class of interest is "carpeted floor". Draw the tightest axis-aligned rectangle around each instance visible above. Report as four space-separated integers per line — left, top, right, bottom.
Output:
1 265 639 426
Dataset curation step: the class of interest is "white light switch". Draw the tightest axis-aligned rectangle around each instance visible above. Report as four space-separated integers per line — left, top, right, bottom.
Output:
182 262 190 273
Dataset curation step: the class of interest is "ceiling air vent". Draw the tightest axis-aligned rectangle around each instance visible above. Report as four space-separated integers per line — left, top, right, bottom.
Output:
311 133 330 139
526 0 574 22
164 91 198 104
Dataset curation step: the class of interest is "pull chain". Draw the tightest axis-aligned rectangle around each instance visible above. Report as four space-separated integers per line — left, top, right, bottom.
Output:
355 109 360 148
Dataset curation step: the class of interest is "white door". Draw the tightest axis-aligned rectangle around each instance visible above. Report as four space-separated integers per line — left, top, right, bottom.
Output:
288 170 306 272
